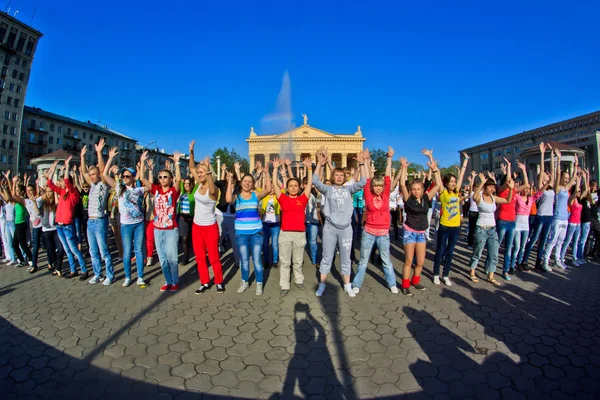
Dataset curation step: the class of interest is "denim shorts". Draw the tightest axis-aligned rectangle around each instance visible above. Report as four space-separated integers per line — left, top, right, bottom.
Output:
403 230 426 244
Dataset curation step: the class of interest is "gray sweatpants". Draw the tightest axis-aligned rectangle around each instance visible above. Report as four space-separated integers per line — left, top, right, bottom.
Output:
320 222 353 276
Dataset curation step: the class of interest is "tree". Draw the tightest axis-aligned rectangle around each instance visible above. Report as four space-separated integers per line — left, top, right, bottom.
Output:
210 147 249 175
369 149 388 177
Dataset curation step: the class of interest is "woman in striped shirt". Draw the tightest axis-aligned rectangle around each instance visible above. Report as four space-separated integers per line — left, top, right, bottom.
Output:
225 165 272 296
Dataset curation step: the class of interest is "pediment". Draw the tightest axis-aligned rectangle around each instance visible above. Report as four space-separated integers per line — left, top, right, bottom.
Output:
272 126 338 139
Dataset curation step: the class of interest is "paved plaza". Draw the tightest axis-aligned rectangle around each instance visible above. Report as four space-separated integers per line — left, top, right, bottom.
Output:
0 232 599 399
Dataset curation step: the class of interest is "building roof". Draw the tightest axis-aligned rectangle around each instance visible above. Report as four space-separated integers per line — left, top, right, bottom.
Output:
29 149 78 164
0 12 43 37
247 124 364 142
519 140 585 158
24 106 136 142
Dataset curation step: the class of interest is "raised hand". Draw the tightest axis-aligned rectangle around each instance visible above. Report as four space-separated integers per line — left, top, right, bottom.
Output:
271 158 282 169
516 159 526 170
110 165 119 175
500 163 507 175
539 141 545 153
140 150 149 163
165 159 173 171
255 160 262 171
421 148 434 159
108 147 118 159
478 172 486 182
81 145 87 158
364 148 371 160
234 162 241 171
386 146 394 158
226 171 234 184
283 157 291 166
399 157 409 169
508 179 515 189
302 156 312 168
427 159 438 171
189 140 195 152
221 164 227 172
354 150 366 164
470 170 477 178
65 156 73 168
462 151 470 160
170 151 182 163
95 137 106 153
147 158 155 170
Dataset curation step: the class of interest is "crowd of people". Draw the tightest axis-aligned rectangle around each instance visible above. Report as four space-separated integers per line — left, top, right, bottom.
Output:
0 140 595 297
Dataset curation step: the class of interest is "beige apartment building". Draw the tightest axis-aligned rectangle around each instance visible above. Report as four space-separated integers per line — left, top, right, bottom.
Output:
0 12 42 173
21 106 137 174
460 111 600 181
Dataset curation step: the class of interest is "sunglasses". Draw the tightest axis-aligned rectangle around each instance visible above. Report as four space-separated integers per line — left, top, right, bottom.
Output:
122 174 133 178
158 175 170 179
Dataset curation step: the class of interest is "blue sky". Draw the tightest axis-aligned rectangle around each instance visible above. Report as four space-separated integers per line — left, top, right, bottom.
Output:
14 0 600 167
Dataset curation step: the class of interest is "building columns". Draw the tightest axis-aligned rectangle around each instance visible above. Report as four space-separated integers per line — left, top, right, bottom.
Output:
249 154 255 172
341 153 348 168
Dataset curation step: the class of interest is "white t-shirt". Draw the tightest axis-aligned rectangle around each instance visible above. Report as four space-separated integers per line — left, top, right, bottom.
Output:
193 189 217 226
25 198 43 228
116 185 145 225
5 203 14 222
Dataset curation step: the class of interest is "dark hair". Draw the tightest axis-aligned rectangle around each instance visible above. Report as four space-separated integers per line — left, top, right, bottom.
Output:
26 184 36 194
286 178 301 189
442 173 457 192
483 179 497 189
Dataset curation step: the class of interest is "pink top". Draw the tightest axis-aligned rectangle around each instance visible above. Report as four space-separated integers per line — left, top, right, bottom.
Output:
515 192 542 216
569 199 582 224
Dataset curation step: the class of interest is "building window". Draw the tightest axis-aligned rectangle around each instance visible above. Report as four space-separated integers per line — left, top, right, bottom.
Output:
7 28 17 47
28 133 35 143
50 124 55 132
2 125 7 134
7 155 12 164
13 99 18 107
89 133 93 140
21 60 28 69
73 129 78 138
14 57 20 66
57 138 61 145
4 111 10 119
0 80 5 88
49 136 54 144
11 69 17 78
8 83 14 91
47 148 52 154
0 155 6 163
480 153 489 160
1 140 5 148
10 126 15 135
16 85 21 93
83 132 87 139
67 128 72 135
505 148 511 155
12 112 18 121
18 72 24 81
8 140 14 149
57 126 63 133
16 33 26 53
0 23 7 43
6 96 11 105
40 121 45 129
25 37 36 56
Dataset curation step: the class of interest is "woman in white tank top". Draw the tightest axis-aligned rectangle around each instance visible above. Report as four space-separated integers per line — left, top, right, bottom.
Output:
188 141 225 294
468 174 514 285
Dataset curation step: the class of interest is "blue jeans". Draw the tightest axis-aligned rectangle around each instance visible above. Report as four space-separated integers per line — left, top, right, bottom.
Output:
470 226 499 274
4 220 15 261
352 232 396 289
511 229 529 269
57 224 87 274
31 227 42 268
576 222 591 260
433 225 459 277
87 217 114 280
73 217 83 245
262 222 280 264
523 215 553 265
561 223 581 261
305 223 319 265
155 228 180 285
352 207 364 239
121 222 145 280
492 220 516 273
237 232 264 283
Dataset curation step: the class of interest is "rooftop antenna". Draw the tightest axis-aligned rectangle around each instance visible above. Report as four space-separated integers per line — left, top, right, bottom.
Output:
30 6 36 25
3 1 11 13
13 10 18 17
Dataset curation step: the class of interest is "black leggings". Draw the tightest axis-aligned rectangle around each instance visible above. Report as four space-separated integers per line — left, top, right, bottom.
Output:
43 230 65 272
12 222 33 263
390 209 399 240
467 211 479 247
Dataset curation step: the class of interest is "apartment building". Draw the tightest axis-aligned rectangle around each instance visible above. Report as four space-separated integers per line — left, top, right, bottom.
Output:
0 12 42 173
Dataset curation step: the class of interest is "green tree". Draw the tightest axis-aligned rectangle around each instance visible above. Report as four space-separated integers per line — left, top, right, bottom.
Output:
369 149 388 176
210 147 249 175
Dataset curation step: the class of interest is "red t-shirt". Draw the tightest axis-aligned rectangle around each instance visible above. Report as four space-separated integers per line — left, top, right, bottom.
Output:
364 176 391 231
277 193 309 232
497 188 516 222
152 184 180 230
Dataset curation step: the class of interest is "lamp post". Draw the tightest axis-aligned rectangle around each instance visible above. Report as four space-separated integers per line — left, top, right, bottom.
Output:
216 156 221 176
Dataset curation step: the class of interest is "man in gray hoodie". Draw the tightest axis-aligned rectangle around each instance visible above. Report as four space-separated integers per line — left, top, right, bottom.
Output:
313 148 368 298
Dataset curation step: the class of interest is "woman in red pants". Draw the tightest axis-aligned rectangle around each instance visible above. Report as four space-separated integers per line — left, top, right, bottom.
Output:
188 141 224 293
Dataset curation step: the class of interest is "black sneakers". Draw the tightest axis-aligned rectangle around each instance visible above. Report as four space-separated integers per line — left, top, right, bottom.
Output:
412 283 426 291
401 287 413 296
79 272 89 281
216 284 224 294
195 284 209 294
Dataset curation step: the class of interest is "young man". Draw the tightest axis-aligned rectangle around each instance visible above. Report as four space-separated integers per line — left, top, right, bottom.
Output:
80 139 114 285
312 148 367 298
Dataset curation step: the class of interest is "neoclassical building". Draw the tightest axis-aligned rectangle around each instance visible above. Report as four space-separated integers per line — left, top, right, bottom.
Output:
246 115 365 175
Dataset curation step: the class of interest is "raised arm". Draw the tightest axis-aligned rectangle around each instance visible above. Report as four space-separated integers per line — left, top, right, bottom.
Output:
302 156 313 198
495 179 514 204
580 169 589 200
63 156 76 192
225 172 236 204
565 159 579 192
456 152 470 190
426 159 442 201
234 162 243 182
312 150 328 194
568 176 581 206
515 159 529 193
139 150 152 192
554 147 561 194
170 151 183 192
102 147 119 189
256 165 272 201
188 141 201 183
385 146 393 177
272 158 283 198
201 156 219 200
95 138 107 183
399 157 410 201
9 176 25 206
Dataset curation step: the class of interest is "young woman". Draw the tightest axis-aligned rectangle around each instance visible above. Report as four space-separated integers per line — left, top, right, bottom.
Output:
140 150 182 292
1 188 16 265
24 182 43 273
143 177 156 267
0 196 11 264
466 171 480 249
432 152 469 286
522 142 556 271
468 173 514 285
352 147 398 294
576 176 594 265
45 158 89 279
40 180 65 276
188 144 224 294
312 148 367 298
304 175 321 268
1 174 34 269
178 175 197 266
560 173 585 266
398 149 441 296
271 157 313 296
215 162 240 265
103 148 148 288
225 163 272 296
108 187 124 263
260 183 281 269
80 140 115 285
542 148 578 271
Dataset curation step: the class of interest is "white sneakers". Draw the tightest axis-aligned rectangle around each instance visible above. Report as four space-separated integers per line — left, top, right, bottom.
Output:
433 275 452 286
344 284 355 298
315 283 326 297
237 281 249 293
137 278 146 286
390 286 399 294
353 287 360 294
255 283 263 296
555 259 567 270
122 278 131 287
88 275 102 285
146 257 153 267
102 277 113 286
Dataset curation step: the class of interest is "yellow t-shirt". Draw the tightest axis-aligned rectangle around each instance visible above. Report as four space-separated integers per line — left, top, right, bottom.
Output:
439 189 461 227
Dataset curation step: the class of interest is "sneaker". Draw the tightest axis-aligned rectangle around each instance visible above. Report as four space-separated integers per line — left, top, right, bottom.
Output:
442 277 453 286
6 260 17 266
195 284 209 294
280 289 289 297
390 286 399 294
216 284 225 293
137 278 146 286
401 287 413 296
68 271 79 278
576 259 585 266
28 261 33 267
508 268 515 275
412 283 426 291
88 275 102 285
146 257 153 267
353 287 360 294
237 281 249 294
344 284 356 298
433 276 441 285
502 273 511 281
122 278 132 287
255 283 263 296
102 278 113 286
16 262 27 268
315 283 326 297
555 259 567 270
160 284 172 292
170 284 179 292
295 282 305 290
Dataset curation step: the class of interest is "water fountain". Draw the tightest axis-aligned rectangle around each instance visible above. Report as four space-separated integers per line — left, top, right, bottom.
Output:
260 70 296 162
